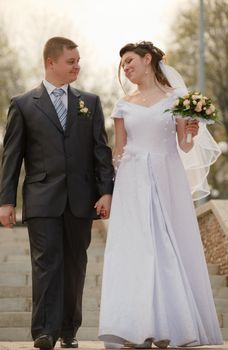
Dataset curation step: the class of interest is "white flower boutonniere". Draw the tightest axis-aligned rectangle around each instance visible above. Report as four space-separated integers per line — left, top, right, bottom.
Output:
78 99 91 118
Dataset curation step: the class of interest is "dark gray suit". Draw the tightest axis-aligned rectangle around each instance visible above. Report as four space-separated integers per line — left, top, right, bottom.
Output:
0 83 114 341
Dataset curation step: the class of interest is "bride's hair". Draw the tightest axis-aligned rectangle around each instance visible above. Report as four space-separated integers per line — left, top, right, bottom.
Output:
118 41 171 88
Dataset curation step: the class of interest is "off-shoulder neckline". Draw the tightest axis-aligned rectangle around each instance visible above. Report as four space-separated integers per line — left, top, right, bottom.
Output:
120 90 176 109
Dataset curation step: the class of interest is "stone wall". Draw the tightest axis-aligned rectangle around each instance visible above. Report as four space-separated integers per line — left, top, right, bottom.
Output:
197 200 228 275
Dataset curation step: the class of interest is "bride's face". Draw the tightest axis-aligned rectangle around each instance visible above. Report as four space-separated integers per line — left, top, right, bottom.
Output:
121 51 148 84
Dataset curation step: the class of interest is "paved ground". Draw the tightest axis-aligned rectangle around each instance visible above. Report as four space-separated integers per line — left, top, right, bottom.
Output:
0 342 103 350
0 342 228 350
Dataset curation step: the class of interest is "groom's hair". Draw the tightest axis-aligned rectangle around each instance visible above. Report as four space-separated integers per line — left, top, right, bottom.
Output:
43 37 78 67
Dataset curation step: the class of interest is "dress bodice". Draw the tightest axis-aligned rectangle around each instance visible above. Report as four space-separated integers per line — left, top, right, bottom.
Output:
112 91 180 155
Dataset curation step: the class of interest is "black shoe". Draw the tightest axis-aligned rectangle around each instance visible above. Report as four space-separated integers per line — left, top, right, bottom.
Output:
34 334 54 349
60 338 78 348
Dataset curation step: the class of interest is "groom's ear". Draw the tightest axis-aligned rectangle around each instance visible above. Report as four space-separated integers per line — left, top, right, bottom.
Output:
46 57 55 70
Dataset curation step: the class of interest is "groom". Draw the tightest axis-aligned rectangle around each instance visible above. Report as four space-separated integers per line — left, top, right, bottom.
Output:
0 37 114 349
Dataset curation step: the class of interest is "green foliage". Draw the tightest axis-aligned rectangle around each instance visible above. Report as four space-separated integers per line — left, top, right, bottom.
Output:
167 0 228 132
0 27 24 122
167 0 228 198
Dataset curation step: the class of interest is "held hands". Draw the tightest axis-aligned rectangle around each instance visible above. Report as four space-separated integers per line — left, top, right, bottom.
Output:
94 194 112 220
0 205 16 228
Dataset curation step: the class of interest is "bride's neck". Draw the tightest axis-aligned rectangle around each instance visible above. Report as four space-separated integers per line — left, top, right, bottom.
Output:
137 75 158 93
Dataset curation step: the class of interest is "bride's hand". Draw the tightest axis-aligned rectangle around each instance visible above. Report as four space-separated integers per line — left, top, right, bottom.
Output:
94 194 112 219
185 119 199 138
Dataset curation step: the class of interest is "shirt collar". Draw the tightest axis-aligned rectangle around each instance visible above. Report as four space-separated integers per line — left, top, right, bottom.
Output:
43 79 68 95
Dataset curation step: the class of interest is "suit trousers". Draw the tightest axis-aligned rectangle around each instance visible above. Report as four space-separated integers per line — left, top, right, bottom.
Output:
27 204 93 342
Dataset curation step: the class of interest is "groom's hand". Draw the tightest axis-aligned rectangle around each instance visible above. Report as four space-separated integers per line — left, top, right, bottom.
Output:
0 205 16 228
94 194 112 219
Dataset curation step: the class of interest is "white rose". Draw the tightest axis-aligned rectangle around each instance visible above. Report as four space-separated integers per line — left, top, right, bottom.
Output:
210 104 216 112
206 108 213 115
173 99 180 107
183 99 190 106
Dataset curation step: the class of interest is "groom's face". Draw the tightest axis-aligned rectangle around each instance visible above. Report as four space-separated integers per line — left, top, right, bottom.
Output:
51 47 80 84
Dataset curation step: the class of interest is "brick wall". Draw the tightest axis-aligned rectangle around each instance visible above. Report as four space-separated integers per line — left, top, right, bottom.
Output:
197 201 228 275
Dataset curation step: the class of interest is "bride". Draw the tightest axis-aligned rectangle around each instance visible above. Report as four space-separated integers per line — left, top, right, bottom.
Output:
98 41 223 348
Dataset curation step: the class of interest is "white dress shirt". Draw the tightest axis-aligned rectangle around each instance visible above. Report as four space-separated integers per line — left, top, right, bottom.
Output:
43 80 68 109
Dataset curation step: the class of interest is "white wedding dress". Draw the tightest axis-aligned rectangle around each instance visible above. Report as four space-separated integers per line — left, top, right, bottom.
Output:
98 89 223 347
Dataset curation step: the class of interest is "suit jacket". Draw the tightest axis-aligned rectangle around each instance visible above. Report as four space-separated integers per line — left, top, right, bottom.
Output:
0 83 114 221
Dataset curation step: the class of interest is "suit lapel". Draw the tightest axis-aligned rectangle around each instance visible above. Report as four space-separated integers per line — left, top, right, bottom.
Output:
65 86 81 135
33 83 63 133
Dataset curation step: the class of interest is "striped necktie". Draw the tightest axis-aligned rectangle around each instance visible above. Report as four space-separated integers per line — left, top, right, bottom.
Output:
52 88 67 130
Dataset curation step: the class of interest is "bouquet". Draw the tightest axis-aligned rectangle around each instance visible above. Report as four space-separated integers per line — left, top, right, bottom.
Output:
165 91 219 143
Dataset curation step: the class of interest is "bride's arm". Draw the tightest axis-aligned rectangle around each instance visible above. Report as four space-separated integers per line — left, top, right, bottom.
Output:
112 118 127 171
176 118 199 153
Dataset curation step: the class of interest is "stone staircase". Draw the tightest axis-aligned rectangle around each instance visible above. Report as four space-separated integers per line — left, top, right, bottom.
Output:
0 224 103 341
0 225 228 341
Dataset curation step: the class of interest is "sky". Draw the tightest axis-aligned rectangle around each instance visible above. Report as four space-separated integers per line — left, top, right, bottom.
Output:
0 0 195 71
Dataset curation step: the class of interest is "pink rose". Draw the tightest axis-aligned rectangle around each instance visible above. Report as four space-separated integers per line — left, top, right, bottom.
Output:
195 101 203 112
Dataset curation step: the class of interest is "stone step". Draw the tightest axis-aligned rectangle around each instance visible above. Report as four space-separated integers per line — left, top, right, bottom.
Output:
0 247 30 256
0 253 104 264
0 295 100 312
0 227 28 237
0 311 99 328
0 261 104 275
0 227 103 242
0 286 101 299
0 273 31 287
207 263 220 275
223 313 228 328
0 286 31 298
209 275 228 289
0 274 102 288
0 225 104 340
84 275 102 288
0 299 31 313
213 287 228 298
0 325 226 342
87 247 105 256
3 255 31 263
214 299 228 313
0 326 99 341
217 313 223 328
0 246 104 259
221 327 228 340
0 225 102 235
0 263 31 273
0 328 32 341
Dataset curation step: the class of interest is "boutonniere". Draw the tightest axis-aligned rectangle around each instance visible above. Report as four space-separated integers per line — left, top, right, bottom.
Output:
78 99 91 118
